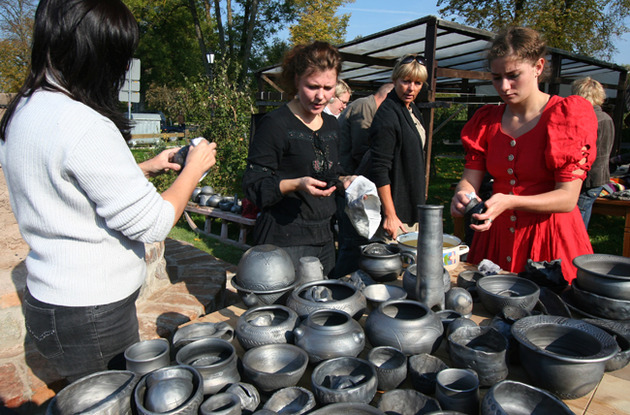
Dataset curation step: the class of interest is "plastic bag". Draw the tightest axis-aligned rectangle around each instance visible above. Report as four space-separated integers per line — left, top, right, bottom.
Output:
344 175 381 239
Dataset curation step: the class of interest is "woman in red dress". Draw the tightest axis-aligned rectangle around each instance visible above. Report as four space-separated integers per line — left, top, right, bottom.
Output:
450 27 598 284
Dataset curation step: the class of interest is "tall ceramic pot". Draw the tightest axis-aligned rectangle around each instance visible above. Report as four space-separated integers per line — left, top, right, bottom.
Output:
364 299 443 355
293 309 365 363
415 205 446 310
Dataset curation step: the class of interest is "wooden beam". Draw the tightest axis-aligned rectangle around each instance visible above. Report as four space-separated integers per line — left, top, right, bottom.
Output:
436 67 492 81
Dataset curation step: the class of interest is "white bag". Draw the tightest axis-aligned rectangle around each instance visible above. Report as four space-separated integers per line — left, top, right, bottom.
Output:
344 175 381 239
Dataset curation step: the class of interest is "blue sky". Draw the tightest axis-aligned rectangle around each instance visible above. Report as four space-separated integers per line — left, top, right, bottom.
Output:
336 0 630 66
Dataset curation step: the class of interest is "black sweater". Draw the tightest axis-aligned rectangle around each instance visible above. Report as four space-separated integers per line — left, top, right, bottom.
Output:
243 104 342 246
368 90 426 224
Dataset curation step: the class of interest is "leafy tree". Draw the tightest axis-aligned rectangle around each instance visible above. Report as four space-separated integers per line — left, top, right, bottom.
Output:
289 0 354 45
437 0 630 60
146 60 253 195
0 0 36 92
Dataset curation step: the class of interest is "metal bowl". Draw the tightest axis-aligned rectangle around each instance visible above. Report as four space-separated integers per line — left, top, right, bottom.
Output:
481 380 574 414
46 370 139 415
235 244 296 291
511 315 618 399
241 343 309 393
476 274 540 316
311 357 377 405
574 253 630 300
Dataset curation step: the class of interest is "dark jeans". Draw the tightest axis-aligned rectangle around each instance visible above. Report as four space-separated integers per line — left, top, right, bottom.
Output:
282 241 337 277
23 288 140 383
577 186 603 230
330 194 368 278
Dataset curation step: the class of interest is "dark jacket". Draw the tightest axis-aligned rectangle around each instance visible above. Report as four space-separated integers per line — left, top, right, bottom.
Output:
367 90 426 224
583 105 614 189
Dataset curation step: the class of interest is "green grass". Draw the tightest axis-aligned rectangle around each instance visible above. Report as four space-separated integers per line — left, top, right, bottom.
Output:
169 154 624 265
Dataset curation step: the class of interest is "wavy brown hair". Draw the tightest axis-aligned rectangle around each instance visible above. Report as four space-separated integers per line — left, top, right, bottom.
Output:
280 41 342 97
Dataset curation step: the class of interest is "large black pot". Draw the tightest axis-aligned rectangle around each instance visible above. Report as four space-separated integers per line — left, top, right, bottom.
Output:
573 254 630 300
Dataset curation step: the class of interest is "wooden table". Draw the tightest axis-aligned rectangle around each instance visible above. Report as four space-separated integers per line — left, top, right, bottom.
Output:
184 202 256 249
187 262 630 414
592 197 630 257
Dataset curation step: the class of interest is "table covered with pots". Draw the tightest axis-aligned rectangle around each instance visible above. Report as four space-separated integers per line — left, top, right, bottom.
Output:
46 205 630 415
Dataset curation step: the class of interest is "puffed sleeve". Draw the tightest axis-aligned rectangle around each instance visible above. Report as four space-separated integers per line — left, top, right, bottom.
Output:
545 95 598 182
461 105 501 171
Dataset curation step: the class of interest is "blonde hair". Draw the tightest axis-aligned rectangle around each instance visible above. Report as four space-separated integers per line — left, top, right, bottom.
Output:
571 77 606 106
335 79 352 98
391 54 428 83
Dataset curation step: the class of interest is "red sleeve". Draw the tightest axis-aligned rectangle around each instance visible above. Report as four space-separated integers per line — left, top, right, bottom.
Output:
461 105 502 171
545 95 598 182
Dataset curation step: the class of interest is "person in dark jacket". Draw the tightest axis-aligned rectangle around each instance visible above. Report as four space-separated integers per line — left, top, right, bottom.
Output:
368 54 428 239
572 77 615 229
242 41 355 275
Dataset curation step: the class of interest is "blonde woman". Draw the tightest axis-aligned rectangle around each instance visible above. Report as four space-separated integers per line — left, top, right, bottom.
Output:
325 79 352 117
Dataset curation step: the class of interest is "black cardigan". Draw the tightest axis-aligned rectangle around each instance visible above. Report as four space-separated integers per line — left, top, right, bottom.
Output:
367 90 426 224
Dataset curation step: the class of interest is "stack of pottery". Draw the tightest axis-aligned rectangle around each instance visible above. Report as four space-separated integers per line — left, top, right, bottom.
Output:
231 245 299 308
567 254 630 320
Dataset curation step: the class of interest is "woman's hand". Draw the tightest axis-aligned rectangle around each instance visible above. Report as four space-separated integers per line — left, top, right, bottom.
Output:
450 190 474 218
138 147 181 178
184 139 217 179
280 177 337 197
339 175 357 189
382 213 406 239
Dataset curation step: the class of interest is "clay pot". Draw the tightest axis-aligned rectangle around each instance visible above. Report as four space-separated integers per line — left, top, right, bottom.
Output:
235 305 299 350
172 322 235 351
511 315 618 399
476 274 540 316
294 309 365 363
263 387 315 415
309 403 385 414
225 383 260 414
377 389 441 414
235 245 296 291
46 370 139 415
447 326 508 387
133 365 204 415
287 279 367 320
359 242 414 282
232 279 299 308
200 393 242 415
446 317 478 338
574 253 630 300
175 338 240 395
435 368 480 415
362 283 407 312
408 353 449 395
569 281 630 320
367 346 407 391
402 264 451 300
481 380 574 415
311 357 378 405
364 299 443 356
241 344 309 393
445 288 473 318
397 232 470 271
124 338 170 376
583 318 630 372
297 256 325 284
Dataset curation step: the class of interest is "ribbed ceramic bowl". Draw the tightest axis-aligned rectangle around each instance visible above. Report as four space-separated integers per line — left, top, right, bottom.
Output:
477 274 540 316
574 253 630 300
311 357 378 405
511 315 618 399
235 244 296 291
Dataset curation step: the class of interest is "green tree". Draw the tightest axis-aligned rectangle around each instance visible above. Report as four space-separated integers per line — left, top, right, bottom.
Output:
437 0 630 60
289 0 354 45
0 0 36 92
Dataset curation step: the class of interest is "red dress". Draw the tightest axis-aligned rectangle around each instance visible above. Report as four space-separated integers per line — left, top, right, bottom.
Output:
462 95 598 283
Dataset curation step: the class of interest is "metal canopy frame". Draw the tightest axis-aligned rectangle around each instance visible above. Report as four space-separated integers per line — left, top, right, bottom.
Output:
255 15 628 195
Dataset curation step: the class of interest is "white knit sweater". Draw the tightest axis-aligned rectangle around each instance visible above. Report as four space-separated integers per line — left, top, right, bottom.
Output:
0 90 175 306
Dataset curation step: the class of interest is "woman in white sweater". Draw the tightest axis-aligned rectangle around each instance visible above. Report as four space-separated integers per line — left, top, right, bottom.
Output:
0 0 217 382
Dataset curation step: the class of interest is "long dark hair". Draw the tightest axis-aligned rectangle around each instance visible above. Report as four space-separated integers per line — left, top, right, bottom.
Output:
0 0 139 141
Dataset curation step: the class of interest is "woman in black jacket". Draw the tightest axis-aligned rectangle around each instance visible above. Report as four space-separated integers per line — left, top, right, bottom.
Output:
368 55 428 239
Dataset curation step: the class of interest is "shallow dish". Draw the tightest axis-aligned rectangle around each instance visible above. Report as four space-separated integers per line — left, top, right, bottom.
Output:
242 343 309 393
481 379 574 415
570 282 630 321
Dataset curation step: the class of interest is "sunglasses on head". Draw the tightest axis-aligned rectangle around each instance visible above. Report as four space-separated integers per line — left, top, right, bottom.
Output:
401 55 426 66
